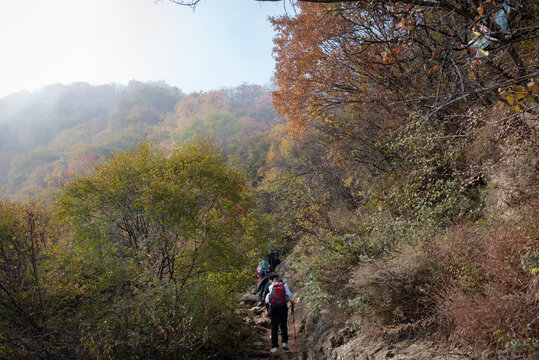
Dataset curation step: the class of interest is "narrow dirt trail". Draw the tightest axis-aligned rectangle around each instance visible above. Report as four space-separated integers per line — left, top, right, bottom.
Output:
238 288 304 360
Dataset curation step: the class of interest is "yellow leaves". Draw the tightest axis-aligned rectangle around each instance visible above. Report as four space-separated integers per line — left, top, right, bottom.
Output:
499 80 537 112
516 92 526 100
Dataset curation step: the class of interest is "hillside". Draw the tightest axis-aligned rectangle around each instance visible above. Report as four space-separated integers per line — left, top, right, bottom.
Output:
0 0 537 359
0 82 279 200
256 1 538 358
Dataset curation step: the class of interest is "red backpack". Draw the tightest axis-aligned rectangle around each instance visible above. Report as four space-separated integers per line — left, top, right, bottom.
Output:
270 283 288 305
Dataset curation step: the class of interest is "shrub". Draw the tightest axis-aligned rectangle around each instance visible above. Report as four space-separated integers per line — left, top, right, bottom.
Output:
348 246 441 330
387 119 482 225
0 201 66 359
430 217 538 356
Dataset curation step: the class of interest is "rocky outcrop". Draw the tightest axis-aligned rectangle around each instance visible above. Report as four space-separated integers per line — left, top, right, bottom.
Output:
300 310 469 360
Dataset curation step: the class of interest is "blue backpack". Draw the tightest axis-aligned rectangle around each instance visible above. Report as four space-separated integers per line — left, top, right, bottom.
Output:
256 259 270 277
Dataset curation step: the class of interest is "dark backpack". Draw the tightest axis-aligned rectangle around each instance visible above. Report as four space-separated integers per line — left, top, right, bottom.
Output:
270 282 288 306
256 260 270 277
268 249 281 269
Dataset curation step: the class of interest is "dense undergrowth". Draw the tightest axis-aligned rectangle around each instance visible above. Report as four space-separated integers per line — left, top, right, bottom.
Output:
262 107 537 356
261 1 538 357
287 203 538 356
265 114 538 357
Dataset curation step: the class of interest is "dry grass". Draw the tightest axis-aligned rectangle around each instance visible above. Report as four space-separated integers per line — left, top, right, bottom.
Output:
343 245 442 339
430 212 538 354
338 204 538 356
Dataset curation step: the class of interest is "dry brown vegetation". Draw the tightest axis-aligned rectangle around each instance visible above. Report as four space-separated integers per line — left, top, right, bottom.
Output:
432 207 538 352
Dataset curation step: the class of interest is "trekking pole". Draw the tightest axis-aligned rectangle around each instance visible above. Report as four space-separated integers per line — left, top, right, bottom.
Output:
292 304 297 345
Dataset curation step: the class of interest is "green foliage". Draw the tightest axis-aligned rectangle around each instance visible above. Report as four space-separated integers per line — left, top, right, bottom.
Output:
173 111 244 144
0 131 270 359
0 201 61 359
387 119 481 224
52 140 255 359
521 245 539 276
227 132 272 183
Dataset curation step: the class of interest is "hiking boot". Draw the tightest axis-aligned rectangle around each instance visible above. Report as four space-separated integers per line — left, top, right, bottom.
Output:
270 347 278 353
282 342 288 349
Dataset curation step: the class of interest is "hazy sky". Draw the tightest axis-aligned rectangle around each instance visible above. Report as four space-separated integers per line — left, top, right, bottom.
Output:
0 0 287 98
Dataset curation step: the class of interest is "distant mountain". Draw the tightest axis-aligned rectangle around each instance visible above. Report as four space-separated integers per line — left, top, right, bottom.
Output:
0 81 280 199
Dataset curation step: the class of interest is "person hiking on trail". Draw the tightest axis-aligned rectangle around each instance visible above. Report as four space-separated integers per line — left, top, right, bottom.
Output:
255 259 273 306
265 275 294 353
267 247 281 270
255 259 272 280
257 271 276 307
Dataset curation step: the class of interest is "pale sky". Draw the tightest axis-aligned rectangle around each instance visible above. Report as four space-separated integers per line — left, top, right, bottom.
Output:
0 0 287 98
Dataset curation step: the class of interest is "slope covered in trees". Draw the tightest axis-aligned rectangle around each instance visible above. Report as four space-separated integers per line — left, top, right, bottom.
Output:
259 0 537 357
0 78 283 358
0 82 279 199
0 140 265 359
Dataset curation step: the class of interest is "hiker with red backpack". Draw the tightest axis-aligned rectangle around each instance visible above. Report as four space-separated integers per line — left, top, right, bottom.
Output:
265 274 294 353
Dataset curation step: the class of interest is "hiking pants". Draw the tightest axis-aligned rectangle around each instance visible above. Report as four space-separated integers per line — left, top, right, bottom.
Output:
257 278 268 303
270 304 288 347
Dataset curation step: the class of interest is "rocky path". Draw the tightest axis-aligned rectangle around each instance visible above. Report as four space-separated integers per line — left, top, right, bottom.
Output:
238 289 304 360
235 259 471 360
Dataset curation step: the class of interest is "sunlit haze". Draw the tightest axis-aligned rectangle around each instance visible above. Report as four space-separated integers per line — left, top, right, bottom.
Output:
0 0 286 98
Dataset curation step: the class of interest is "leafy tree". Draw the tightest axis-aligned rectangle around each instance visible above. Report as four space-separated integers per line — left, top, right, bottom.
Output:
272 0 537 132
268 0 536 226
55 140 255 358
0 201 59 359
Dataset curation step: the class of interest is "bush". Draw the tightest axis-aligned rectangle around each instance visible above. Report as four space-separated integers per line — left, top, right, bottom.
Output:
430 216 538 356
387 119 482 225
346 246 442 331
0 201 66 359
